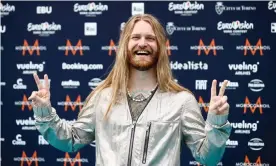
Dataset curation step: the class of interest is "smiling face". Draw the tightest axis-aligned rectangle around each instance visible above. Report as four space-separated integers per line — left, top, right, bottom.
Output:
127 20 158 71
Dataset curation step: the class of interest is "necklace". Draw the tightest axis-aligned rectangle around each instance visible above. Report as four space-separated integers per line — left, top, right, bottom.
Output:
127 84 158 102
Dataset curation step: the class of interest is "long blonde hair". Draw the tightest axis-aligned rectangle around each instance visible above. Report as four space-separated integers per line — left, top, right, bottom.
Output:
84 14 191 119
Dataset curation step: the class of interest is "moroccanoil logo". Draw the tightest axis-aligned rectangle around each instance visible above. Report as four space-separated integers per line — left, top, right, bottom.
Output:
101 39 117 56
166 39 178 56
56 152 89 165
236 96 270 114
57 95 84 111
190 39 223 56
58 39 90 55
14 94 32 111
189 160 222 166
236 38 271 56
198 96 209 112
235 155 269 166
13 151 45 166
15 39 47 56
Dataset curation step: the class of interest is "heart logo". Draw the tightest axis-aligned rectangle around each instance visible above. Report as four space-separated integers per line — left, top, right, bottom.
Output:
183 1 190 10
42 22 49 30
232 21 240 30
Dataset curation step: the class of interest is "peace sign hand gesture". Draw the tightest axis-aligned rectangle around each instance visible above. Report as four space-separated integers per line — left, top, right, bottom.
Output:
209 80 229 115
28 73 51 108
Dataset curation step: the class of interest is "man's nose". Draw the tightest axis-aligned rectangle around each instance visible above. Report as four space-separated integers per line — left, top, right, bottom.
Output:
138 38 147 48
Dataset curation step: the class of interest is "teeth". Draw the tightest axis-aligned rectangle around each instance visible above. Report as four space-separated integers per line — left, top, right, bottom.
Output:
137 51 148 54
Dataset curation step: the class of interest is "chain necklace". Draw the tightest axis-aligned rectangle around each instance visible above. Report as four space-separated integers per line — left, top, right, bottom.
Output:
127 84 158 102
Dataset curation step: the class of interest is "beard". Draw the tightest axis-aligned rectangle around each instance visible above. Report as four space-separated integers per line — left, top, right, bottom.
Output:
127 46 158 71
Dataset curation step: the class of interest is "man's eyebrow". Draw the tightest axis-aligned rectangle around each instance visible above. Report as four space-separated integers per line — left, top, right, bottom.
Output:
130 33 156 37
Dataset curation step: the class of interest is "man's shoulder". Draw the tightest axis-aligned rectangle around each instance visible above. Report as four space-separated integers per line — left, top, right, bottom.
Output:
176 90 194 98
98 86 112 95
86 87 112 102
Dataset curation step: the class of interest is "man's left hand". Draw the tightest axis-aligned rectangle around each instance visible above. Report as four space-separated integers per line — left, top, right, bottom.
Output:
209 80 229 115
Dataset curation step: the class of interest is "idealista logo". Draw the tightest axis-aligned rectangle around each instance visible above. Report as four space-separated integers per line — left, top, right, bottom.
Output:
74 2 108 17
16 61 46 75
36 6 52 14
14 94 32 111
248 79 265 92
170 61 208 70
228 61 259 76
166 40 178 56
13 151 45 166
219 80 239 90
215 2 256 15
101 39 117 56
0 25 6 33
236 96 270 114
248 138 264 151
230 120 259 134
217 20 254 36
15 40 47 56
268 1 276 13
197 96 209 112
58 39 90 56
88 78 102 89
27 22 61 37
12 134 26 145
168 1 204 16
190 39 223 56
166 22 206 35
236 38 271 56
236 155 269 166
61 80 80 89
15 117 36 130
57 152 88 165
13 78 27 89
0 3 15 17
57 95 84 111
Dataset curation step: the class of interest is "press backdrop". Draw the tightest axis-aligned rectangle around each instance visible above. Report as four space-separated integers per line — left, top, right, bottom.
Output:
1 1 276 166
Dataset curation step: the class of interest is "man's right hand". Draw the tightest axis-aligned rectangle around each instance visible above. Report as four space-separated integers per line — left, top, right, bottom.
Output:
28 73 51 108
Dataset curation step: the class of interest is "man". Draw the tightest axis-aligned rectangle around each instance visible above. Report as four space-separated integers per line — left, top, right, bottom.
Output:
29 14 231 166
